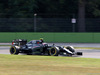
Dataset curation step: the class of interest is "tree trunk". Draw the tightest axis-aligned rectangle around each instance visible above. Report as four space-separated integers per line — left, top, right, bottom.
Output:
78 0 86 32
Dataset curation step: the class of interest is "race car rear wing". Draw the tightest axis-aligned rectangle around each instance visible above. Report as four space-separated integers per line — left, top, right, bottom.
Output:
12 39 27 46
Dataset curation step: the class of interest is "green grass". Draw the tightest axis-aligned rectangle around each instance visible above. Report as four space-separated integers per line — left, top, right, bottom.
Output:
1 32 100 43
0 54 100 75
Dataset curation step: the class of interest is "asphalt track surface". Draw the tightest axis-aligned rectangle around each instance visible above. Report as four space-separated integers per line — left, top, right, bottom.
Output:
0 43 100 58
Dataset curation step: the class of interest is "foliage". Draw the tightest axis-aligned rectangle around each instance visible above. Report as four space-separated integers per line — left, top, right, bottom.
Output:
0 0 100 18
0 0 100 32
0 0 78 18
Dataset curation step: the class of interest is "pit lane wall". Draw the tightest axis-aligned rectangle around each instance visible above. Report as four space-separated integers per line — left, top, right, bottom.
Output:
0 32 99 43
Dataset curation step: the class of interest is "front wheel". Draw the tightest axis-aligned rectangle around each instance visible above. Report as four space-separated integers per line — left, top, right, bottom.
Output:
49 47 59 56
10 46 19 55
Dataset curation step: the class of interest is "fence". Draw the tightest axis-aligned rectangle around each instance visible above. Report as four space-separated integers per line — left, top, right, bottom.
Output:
0 18 100 32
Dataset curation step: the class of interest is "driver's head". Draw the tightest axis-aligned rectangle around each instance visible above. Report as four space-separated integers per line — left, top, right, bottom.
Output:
40 38 44 43
40 38 43 41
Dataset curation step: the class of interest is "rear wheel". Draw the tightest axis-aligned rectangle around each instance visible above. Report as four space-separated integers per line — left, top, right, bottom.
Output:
10 46 19 55
49 47 59 56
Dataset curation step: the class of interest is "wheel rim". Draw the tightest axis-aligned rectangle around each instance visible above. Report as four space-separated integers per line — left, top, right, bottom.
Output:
50 48 56 55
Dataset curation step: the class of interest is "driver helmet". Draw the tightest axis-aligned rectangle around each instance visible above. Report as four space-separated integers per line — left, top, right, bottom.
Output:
40 38 44 43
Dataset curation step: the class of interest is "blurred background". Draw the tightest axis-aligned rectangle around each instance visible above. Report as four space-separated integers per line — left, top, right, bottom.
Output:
0 0 100 32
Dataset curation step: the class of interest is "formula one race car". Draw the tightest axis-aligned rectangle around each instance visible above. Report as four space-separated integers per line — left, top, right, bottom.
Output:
10 39 82 56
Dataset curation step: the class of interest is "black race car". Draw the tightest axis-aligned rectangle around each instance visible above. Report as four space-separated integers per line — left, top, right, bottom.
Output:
10 39 82 56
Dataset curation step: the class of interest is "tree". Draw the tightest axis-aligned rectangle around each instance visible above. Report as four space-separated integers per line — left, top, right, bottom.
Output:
0 0 100 32
86 0 100 17
78 0 86 32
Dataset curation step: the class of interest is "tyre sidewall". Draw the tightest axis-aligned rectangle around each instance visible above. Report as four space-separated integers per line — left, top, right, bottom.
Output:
49 46 59 56
10 46 19 55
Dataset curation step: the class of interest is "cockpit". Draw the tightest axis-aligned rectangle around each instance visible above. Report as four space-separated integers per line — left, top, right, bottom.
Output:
27 40 41 44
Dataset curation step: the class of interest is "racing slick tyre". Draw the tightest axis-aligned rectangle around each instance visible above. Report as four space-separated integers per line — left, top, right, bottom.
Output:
10 46 19 55
49 46 59 56
66 46 75 52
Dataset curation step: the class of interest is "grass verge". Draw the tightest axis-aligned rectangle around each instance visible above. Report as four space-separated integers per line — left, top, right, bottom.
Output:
0 54 100 75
